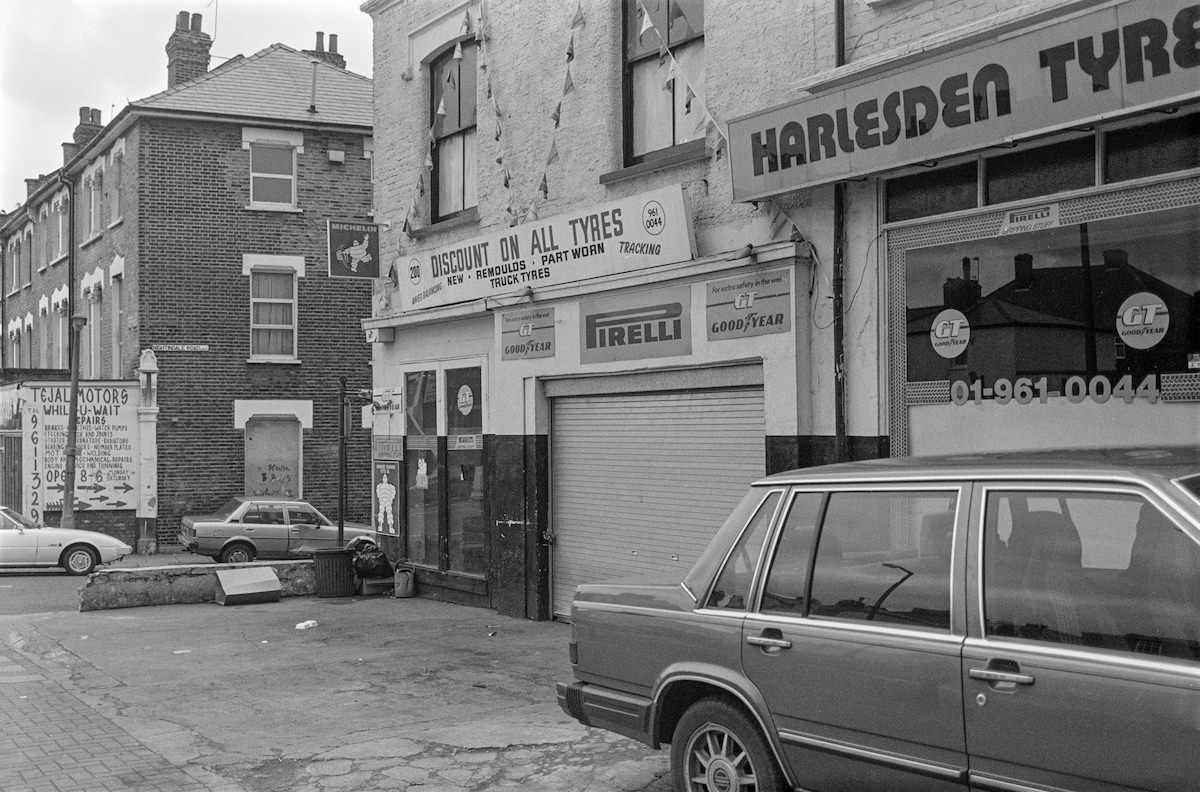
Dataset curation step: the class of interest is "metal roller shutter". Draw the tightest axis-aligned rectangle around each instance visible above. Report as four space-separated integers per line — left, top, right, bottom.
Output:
551 387 765 616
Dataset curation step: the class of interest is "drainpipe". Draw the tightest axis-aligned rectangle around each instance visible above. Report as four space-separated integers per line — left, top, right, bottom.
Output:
57 172 81 528
832 0 849 462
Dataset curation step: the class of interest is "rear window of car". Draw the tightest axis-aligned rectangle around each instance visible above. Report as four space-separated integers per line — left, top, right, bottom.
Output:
683 488 781 602
214 498 245 518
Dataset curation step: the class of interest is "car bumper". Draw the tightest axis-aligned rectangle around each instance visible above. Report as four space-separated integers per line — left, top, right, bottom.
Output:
178 534 198 553
556 681 656 748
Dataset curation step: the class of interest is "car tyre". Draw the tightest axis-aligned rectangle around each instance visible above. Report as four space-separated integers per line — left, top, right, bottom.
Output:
61 545 99 576
672 697 786 792
220 543 256 564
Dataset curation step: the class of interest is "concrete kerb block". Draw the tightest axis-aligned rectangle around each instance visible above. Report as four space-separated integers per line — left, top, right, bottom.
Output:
79 560 317 611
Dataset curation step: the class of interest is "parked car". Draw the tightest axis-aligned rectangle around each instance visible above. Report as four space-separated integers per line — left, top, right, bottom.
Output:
179 497 377 563
557 446 1200 792
0 507 133 575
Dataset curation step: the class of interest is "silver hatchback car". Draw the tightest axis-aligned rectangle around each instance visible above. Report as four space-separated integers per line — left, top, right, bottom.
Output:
558 446 1200 792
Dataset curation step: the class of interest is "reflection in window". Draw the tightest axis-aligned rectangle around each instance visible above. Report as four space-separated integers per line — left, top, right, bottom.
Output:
706 491 780 610
984 491 1200 661
760 492 824 614
905 205 1200 390
809 491 955 630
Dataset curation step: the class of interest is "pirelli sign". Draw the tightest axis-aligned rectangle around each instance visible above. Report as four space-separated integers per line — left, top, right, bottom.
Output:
579 286 692 364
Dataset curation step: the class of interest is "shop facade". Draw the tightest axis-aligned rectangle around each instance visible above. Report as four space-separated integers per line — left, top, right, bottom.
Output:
729 0 1200 458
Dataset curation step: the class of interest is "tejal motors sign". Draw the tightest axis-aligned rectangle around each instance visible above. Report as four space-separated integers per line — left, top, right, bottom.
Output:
728 0 1200 200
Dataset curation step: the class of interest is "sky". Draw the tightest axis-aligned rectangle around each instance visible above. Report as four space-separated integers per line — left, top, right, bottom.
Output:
0 0 374 212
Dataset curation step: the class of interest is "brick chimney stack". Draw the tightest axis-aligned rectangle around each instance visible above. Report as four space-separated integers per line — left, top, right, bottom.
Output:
304 31 347 69
73 107 104 146
166 11 212 88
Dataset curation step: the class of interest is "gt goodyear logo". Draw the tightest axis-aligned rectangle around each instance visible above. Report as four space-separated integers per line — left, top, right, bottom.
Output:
1116 292 1168 350
930 309 970 359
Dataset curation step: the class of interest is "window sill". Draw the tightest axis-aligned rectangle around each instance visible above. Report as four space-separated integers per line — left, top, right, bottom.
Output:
50 254 67 267
599 140 709 185
408 206 480 240
107 217 124 231
247 357 302 365
80 233 103 249
244 204 303 213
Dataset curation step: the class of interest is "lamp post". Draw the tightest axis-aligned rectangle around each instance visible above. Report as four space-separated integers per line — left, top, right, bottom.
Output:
60 315 88 530
337 375 347 547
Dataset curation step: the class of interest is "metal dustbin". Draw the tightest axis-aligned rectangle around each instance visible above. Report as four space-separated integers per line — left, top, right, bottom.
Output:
313 547 357 597
394 564 416 598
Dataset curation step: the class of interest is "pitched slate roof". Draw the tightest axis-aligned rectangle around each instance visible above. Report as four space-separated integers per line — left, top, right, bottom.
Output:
130 44 372 128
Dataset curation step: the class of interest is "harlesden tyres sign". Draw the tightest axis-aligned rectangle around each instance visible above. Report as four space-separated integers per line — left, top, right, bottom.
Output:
728 0 1200 201
400 184 695 312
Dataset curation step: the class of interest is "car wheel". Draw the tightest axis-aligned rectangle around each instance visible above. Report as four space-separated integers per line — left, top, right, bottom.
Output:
672 698 786 792
220 543 256 564
61 545 99 576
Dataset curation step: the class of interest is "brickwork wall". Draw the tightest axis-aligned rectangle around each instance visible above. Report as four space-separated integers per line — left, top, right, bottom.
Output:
136 117 374 544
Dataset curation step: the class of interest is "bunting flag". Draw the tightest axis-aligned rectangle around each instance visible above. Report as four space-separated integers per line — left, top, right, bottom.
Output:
493 95 502 117
570 1 585 29
402 216 412 236
423 150 433 170
546 141 559 166
486 76 494 99
494 118 502 142
527 200 540 222
769 202 792 239
453 41 463 61
562 68 574 95
664 59 679 90
550 102 561 127
659 43 669 65
435 97 446 118
460 10 472 34
668 0 688 30
684 84 696 114
538 174 548 199
566 36 575 63
416 173 424 196
409 197 419 220
445 69 457 89
501 167 511 188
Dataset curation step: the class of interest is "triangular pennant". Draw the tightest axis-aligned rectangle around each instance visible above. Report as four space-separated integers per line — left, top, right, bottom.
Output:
562 68 574 95
684 84 696 114
493 96 503 118
494 118 502 142
507 208 519 227
659 43 669 65
475 13 486 42
668 0 688 30
445 68 457 89
714 133 726 160
495 153 504 166
566 36 575 63
546 141 559 166
770 204 791 239
501 168 511 189
428 125 437 143
570 2 585 29
550 102 561 127
486 76 494 100
460 10 472 34
409 197 419 219
435 97 446 118
453 41 463 61
416 173 425 196
664 60 679 91
402 216 412 236
423 150 434 169
638 2 654 38
527 201 540 222
538 174 548 199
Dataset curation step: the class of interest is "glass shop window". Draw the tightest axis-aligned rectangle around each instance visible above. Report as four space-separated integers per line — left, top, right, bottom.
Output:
905 204 1200 398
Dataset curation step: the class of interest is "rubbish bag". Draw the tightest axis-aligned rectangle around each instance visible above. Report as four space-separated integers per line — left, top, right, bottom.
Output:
353 545 393 578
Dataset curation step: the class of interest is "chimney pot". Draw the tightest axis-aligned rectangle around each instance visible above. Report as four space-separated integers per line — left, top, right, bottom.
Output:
79 106 90 123
329 34 338 53
176 10 189 30
90 108 102 124
315 31 325 52
190 12 202 31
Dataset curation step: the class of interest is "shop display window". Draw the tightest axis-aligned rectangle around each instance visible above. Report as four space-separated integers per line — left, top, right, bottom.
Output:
400 364 486 577
905 204 1200 401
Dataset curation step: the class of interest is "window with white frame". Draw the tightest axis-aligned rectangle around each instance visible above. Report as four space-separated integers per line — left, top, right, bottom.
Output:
43 311 54 370
244 254 304 361
243 128 303 209
87 172 103 237
86 290 101 378
430 42 478 222
110 276 122 377
8 242 19 292
55 200 67 259
110 155 123 222
10 330 20 368
22 231 32 285
41 209 53 268
55 308 67 369
623 0 705 165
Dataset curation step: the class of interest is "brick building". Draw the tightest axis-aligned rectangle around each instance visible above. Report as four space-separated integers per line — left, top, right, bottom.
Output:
361 0 1198 619
1 11 375 549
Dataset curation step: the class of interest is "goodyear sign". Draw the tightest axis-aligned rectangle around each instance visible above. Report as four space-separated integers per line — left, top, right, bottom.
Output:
501 307 556 360
729 0 1200 200
706 269 792 341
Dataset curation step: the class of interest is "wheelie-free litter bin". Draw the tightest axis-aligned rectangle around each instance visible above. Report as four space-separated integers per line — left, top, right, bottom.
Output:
313 547 356 597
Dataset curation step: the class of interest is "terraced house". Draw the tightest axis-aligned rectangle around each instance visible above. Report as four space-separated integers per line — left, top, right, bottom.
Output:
0 11 375 550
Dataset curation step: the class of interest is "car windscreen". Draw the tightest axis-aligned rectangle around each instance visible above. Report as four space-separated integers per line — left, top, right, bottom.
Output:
0 507 37 529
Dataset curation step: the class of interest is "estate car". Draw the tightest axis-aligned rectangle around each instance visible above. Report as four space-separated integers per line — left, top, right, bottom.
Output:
557 447 1200 792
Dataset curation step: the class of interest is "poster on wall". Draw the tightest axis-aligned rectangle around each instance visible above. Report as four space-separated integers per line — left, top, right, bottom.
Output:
706 268 792 341
373 460 400 535
501 307 556 360
400 184 696 312
580 285 692 364
20 382 139 523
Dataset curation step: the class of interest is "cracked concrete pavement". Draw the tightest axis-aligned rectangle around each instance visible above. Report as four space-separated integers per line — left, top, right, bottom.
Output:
1 594 673 791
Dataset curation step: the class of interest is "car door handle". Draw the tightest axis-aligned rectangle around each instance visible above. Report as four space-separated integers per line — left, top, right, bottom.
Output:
969 668 1034 685
746 633 792 650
